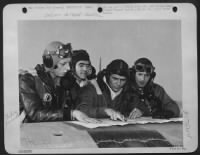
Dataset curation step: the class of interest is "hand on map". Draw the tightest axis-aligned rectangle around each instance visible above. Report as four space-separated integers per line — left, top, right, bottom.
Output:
104 108 125 121
128 108 143 119
72 110 101 123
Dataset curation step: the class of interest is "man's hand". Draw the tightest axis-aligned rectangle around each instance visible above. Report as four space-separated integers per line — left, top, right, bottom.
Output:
72 110 101 123
128 108 143 119
104 108 125 121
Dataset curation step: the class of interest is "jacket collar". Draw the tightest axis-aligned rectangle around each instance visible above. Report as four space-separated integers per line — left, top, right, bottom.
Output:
35 64 55 90
97 72 128 98
104 78 123 100
131 80 154 94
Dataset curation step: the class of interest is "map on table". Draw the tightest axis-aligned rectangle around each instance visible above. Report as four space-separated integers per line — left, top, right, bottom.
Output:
71 117 183 128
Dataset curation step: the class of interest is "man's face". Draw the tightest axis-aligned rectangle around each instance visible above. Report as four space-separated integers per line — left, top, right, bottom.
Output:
108 74 127 92
53 58 71 77
75 60 91 80
135 72 151 87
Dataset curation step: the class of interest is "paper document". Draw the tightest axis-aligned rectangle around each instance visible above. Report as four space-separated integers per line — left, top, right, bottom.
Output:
70 117 183 129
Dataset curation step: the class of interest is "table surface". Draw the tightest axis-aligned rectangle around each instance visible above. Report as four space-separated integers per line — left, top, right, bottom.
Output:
20 120 183 149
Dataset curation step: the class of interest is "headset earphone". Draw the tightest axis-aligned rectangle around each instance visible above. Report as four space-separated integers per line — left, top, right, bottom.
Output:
43 54 54 68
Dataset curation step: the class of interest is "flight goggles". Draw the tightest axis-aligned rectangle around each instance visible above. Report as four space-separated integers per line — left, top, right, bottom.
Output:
135 63 155 73
50 43 72 58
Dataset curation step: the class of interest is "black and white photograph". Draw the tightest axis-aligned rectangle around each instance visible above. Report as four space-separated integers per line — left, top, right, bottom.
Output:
3 3 198 154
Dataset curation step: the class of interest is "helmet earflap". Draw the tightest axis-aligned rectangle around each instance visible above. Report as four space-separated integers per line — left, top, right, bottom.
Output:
129 67 135 81
151 71 156 79
97 68 108 81
43 54 53 68
104 69 110 83
87 65 97 80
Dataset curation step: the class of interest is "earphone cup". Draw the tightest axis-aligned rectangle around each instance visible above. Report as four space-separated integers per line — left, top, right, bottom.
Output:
104 69 110 82
151 72 156 79
43 55 53 68
87 66 93 76
97 69 108 82
129 67 135 81
104 69 108 76
87 66 96 80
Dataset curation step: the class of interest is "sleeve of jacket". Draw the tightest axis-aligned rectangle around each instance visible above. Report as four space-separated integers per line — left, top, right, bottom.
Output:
19 73 71 122
154 84 180 117
75 84 108 118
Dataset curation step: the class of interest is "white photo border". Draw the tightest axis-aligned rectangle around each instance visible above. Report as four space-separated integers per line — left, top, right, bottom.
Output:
3 3 198 154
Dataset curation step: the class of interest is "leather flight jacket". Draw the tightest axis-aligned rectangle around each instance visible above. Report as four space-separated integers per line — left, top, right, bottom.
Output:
19 64 72 123
130 82 180 118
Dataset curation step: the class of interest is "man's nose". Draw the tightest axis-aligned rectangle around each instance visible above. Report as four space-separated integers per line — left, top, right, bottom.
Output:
64 64 70 71
82 66 88 71
140 75 145 81
116 79 121 86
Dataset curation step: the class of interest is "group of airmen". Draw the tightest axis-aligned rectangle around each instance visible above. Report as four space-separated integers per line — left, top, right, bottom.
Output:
19 41 180 123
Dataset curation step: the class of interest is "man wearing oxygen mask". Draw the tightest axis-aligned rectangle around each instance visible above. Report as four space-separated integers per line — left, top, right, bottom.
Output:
19 41 98 123
128 57 180 119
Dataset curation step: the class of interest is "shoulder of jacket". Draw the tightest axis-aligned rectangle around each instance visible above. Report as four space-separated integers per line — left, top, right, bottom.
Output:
19 68 38 76
19 69 38 85
152 82 164 89
150 82 166 95
89 79 103 95
19 72 37 91
80 80 103 95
